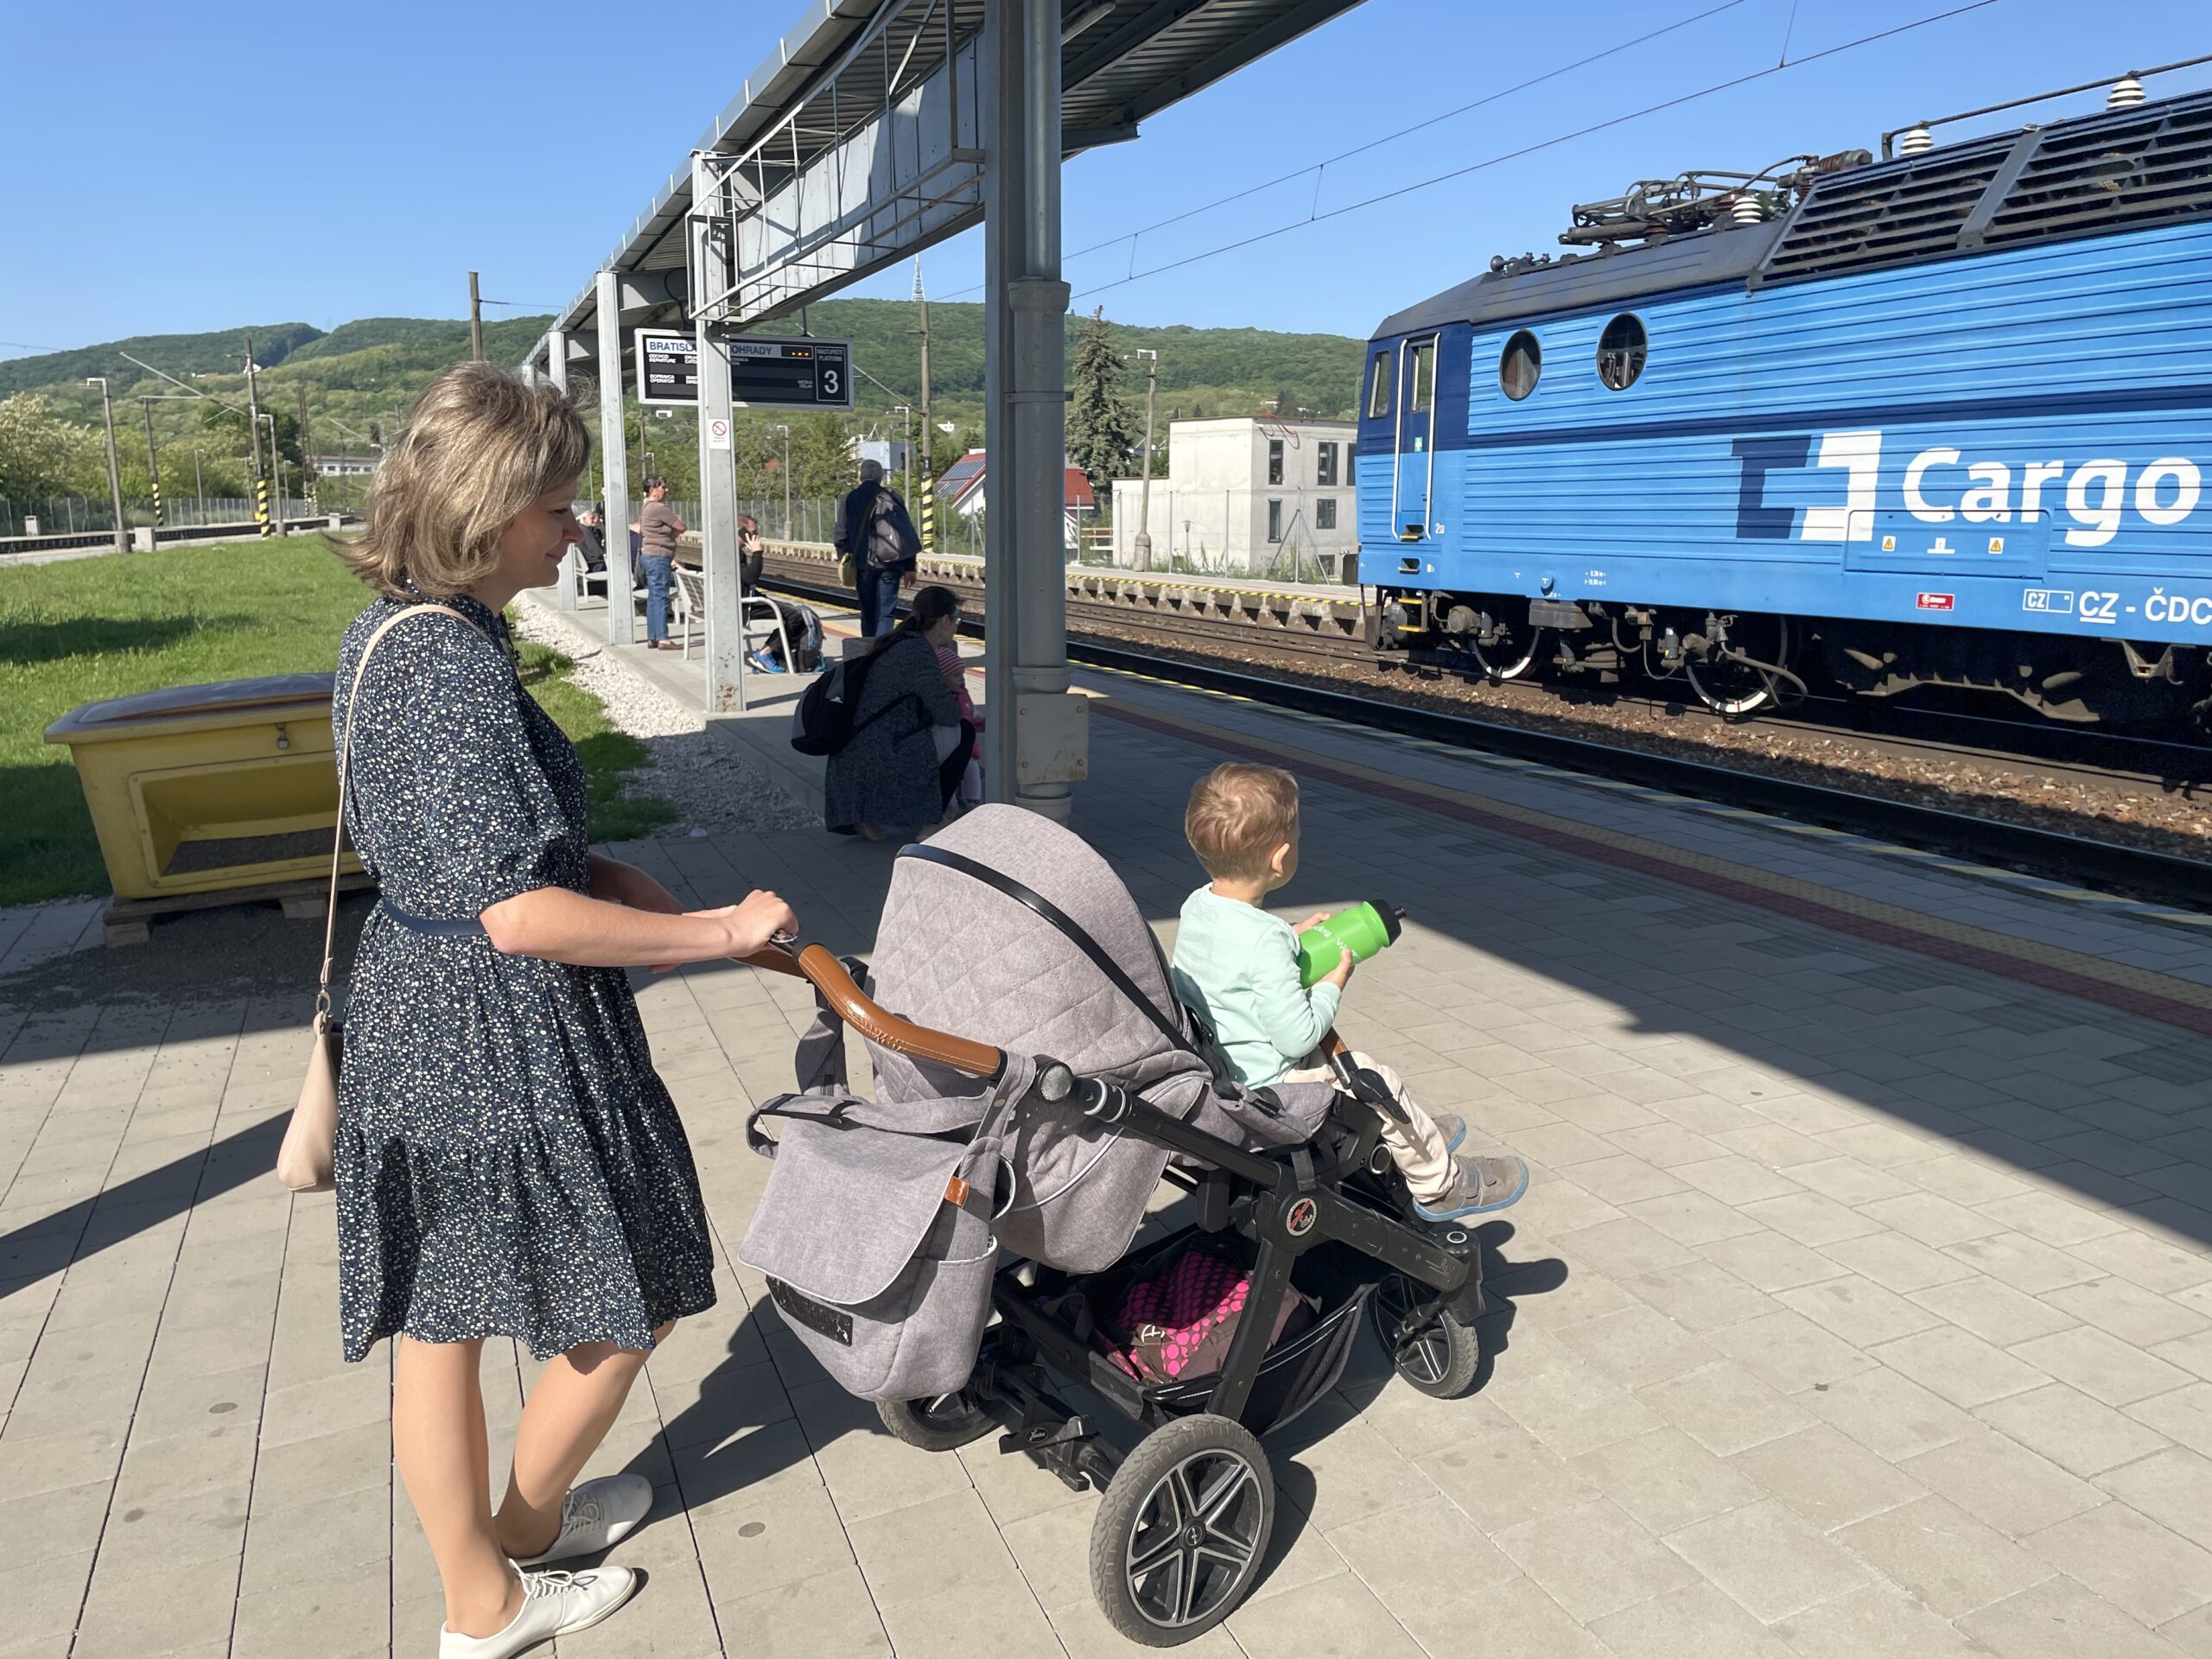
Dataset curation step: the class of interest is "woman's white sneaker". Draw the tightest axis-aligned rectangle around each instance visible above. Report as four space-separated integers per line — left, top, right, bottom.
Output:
512 1473 654 1565
439 1567 640 1659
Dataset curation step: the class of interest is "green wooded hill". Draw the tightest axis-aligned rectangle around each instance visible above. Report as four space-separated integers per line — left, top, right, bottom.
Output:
1 302 1364 507
3 302 1362 428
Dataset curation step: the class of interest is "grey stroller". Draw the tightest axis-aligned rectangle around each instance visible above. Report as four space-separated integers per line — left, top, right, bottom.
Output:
739 806 1484 1646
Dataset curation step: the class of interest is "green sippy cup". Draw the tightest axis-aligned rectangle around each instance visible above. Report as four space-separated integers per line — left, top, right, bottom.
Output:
1297 900 1406 987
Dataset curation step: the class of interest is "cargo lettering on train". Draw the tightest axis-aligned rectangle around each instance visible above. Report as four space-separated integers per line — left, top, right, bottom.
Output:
1733 431 2207 550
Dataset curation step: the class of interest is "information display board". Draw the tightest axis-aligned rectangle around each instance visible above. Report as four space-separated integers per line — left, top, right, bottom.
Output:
631 330 854 411
727 336 852 410
634 329 698 405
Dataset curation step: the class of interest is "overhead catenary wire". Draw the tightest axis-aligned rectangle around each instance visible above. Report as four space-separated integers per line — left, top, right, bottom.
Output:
1069 0 2005 302
946 0 1760 301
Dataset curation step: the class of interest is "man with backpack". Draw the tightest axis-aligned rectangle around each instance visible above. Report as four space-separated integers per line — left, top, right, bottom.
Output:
834 459 921 637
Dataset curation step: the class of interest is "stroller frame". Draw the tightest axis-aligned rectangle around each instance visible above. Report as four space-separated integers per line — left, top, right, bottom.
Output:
750 942 1486 1645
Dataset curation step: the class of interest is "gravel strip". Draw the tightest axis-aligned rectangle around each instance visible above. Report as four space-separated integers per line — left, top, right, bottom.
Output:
507 601 815 836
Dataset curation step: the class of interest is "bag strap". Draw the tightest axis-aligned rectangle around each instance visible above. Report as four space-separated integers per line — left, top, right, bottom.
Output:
313 602 488 1023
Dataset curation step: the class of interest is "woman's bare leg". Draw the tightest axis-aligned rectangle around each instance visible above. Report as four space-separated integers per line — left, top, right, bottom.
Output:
392 1335 521 1639
493 1321 674 1559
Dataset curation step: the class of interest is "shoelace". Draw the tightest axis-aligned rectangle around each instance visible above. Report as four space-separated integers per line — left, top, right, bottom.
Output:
523 1569 582 1599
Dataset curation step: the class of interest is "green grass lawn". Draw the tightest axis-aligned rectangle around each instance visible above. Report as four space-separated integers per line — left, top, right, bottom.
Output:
0 539 672 906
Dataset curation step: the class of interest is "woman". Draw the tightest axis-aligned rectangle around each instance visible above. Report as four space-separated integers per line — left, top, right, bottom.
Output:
823 583 974 839
737 512 765 593
331 364 795 1659
628 476 684 649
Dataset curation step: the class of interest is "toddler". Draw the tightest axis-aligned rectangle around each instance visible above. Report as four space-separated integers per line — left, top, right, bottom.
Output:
1168 763 1528 1222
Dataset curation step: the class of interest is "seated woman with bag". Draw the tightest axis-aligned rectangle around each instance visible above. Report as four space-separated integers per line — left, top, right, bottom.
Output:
823 584 975 840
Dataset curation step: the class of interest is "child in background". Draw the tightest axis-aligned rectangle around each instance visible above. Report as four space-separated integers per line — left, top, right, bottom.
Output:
933 633 984 810
1168 763 1529 1221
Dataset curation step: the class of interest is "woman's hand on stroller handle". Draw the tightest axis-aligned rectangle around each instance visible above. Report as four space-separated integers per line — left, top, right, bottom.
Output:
693 890 799 960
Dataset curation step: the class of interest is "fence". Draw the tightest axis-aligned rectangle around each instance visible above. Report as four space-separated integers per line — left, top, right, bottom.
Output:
0 496 326 537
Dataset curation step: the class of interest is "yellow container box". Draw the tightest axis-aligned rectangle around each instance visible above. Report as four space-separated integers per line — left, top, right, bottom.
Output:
45 674 358 900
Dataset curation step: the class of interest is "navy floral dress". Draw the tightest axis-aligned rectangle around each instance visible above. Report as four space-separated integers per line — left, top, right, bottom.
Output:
330 592 715 1362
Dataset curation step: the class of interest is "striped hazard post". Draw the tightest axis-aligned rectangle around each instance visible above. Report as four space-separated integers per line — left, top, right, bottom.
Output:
918 468 936 561
149 480 163 529
254 478 273 537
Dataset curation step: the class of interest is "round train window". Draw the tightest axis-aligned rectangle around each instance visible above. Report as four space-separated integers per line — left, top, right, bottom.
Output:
1500 330 1541 401
1597 314 1648 391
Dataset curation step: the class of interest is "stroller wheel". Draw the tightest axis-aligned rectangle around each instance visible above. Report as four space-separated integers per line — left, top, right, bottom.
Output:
1090 1413 1273 1646
1371 1274 1481 1399
877 1389 996 1452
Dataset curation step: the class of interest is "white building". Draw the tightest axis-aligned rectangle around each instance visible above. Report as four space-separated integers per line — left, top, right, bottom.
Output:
1109 416 1357 578
315 454 378 477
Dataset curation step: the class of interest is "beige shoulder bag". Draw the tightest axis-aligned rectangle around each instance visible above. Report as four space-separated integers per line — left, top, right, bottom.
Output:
276 602 486 1192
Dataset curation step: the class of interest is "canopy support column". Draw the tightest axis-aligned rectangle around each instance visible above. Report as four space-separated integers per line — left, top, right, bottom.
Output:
548 328 582 611
595 271 635 645
694 154 747 714
982 0 1085 820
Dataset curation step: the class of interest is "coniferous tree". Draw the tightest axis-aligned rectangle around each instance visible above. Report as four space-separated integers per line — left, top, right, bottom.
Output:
1065 307 1136 498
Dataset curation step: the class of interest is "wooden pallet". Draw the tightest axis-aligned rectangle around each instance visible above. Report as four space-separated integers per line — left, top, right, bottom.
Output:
103 873 373 946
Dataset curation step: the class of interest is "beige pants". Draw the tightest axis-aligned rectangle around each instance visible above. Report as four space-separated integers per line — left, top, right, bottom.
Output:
1283 1051 1456 1207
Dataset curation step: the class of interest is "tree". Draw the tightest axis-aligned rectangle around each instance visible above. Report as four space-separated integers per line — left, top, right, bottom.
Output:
1065 307 1137 499
789 413 857 501
198 400 303 467
0 393 104 499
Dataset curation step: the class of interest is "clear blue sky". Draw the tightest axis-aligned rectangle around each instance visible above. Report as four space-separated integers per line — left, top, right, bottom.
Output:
1 0 2204 359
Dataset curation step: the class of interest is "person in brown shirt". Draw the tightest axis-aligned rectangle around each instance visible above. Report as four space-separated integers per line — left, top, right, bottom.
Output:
629 478 685 648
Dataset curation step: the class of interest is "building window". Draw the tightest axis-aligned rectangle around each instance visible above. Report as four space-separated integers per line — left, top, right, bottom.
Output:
1315 498 1338 530
1366 349 1392 419
1268 439 1284 486
1500 329 1541 401
1597 314 1648 391
1317 442 1338 486
1267 499 1284 543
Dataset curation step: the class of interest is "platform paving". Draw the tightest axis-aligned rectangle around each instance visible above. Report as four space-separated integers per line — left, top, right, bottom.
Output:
5 601 2212 1656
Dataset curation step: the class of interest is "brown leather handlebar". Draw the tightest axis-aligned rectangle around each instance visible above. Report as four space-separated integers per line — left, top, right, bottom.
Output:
740 944 1006 1080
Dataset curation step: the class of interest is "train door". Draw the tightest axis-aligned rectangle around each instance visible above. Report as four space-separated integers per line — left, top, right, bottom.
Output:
1393 334 1439 541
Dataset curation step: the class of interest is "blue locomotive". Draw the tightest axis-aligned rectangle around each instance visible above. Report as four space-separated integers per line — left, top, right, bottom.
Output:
1357 73 2212 723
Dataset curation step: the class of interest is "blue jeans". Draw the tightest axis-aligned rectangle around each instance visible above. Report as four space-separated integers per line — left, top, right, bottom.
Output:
856 562 904 637
642 554 673 641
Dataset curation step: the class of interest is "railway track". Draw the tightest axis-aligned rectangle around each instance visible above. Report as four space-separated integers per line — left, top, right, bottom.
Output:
758 556 2212 909
761 551 2209 797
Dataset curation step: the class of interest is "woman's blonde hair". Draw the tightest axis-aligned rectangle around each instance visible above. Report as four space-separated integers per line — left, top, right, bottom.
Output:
336 361 590 598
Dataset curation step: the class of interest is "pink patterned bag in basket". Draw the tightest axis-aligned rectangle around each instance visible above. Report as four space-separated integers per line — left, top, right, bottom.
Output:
1108 1247 1304 1384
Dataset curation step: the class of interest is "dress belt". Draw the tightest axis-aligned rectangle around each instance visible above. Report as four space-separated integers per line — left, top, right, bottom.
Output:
379 900 488 938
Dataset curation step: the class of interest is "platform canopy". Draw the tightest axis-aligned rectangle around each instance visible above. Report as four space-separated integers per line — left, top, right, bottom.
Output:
529 0 1362 366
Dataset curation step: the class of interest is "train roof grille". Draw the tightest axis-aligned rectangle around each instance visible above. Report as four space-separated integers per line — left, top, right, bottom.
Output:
1980 91 2212 245
1757 136 2012 283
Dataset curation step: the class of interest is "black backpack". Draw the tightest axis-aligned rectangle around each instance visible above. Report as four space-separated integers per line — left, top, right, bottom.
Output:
790 641 922 757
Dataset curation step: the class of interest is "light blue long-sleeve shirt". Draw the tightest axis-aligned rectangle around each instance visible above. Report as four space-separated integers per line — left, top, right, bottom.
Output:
1168 886 1340 1088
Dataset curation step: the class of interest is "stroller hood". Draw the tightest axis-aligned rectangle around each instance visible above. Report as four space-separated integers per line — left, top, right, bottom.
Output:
868 805 1211 1269
868 804 1205 1104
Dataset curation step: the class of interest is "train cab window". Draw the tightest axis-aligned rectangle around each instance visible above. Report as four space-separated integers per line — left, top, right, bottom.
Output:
1597 314 1648 391
1366 349 1393 419
1500 330 1541 401
1409 340 1436 413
